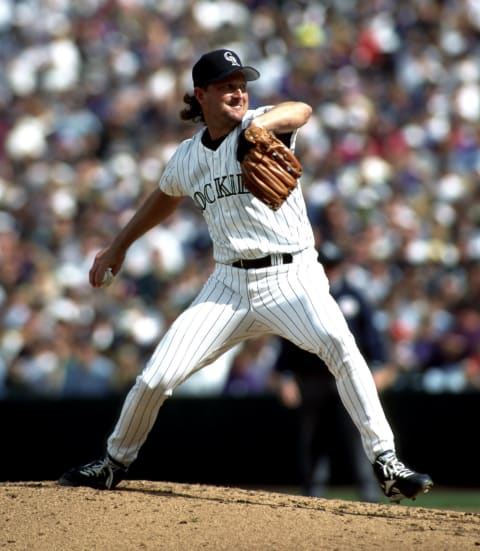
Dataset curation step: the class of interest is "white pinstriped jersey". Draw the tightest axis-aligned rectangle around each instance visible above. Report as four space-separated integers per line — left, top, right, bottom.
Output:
159 107 315 264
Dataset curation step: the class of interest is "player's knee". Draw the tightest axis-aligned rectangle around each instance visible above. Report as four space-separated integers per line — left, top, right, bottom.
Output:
315 333 357 371
135 373 173 396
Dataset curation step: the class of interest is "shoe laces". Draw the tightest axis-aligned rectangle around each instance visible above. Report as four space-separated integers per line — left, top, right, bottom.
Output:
377 451 414 480
79 458 119 478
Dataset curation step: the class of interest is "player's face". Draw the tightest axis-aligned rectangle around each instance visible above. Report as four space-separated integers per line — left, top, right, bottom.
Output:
196 72 249 137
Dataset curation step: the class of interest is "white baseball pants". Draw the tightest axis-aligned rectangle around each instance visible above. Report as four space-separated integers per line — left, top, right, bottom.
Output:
107 248 395 465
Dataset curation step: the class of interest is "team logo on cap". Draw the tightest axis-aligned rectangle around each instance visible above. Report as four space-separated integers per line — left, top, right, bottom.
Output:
224 51 240 66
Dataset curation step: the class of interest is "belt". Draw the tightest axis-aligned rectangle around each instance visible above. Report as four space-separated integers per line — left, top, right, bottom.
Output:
232 253 293 269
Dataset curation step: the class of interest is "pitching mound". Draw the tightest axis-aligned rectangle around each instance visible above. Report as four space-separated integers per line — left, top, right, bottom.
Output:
1 481 479 550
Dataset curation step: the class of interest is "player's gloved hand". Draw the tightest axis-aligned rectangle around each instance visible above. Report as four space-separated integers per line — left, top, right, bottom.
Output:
237 125 302 211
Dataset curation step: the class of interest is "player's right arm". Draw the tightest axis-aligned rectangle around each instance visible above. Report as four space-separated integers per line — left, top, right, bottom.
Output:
89 189 184 287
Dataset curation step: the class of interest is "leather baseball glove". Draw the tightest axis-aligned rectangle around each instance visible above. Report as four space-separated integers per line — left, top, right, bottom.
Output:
238 126 302 211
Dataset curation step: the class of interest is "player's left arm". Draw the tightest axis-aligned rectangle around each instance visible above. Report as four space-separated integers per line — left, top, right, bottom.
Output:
249 101 312 134
237 102 312 161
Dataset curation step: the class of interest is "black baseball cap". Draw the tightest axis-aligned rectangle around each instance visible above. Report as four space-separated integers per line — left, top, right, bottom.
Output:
192 49 260 88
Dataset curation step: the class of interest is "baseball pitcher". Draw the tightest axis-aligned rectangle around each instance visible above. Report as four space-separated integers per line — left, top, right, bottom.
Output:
58 49 433 503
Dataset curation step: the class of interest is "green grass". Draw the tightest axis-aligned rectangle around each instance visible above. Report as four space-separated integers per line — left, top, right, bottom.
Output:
254 486 480 513
311 486 480 512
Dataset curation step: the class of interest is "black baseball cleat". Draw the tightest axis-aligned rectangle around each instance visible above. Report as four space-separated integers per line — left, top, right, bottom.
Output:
58 455 127 490
373 450 433 503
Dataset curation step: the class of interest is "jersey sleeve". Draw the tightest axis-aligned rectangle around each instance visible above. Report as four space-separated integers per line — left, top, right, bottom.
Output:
243 106 298 150
158 141 189 197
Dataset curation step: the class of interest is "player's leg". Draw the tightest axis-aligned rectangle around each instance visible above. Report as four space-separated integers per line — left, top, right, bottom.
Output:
58 266 256 489
253 253 433 501
107 299 252 466
249 253 393 461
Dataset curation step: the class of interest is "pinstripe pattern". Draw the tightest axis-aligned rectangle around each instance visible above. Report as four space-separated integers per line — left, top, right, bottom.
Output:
106 106 396 467
160 108 315 264
108 249 394 465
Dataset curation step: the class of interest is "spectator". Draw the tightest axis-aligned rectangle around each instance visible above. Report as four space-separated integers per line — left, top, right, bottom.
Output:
223 336 279 397
419 300 480 393
62 336 116 398
0 1 480 398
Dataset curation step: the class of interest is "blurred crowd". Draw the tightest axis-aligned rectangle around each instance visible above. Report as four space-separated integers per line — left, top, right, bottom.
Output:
1 0 480 399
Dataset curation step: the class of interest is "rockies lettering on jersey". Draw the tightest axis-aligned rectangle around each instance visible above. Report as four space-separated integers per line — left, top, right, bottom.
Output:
193 173 248 210
160 107 315 264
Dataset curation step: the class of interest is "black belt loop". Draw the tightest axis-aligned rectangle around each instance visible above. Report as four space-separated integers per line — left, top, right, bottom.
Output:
232 253 293 269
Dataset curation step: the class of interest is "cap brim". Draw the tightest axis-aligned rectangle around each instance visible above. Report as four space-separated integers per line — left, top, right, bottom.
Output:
240 67 261 81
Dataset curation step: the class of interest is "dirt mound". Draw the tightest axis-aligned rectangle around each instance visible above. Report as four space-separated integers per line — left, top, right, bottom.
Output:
1 481 479 550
